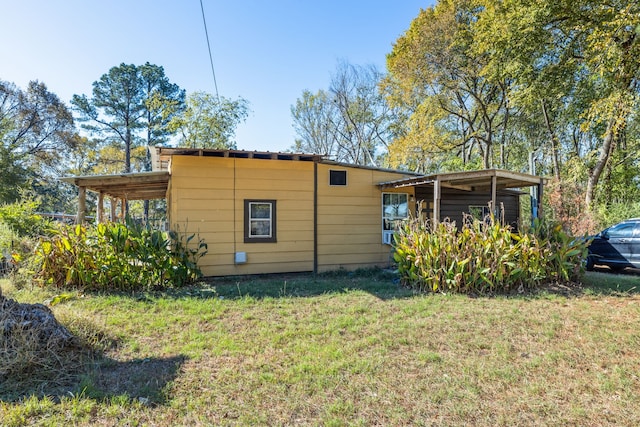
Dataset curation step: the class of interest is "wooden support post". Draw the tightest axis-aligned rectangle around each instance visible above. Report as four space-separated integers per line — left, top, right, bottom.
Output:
433 179 441 223
97 192 104 224
537 180 544 218
490 174 497 217
77 186 86 224
121 198 128 221
110 198 116 222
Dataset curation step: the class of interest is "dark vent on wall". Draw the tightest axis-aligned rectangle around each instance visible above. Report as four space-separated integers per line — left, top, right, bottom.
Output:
329 170 347 186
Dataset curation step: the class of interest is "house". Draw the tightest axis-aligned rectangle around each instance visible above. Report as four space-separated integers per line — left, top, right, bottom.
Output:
61 148 546 277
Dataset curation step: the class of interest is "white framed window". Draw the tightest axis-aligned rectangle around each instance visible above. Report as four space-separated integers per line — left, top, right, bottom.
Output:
244 200 276 243
382 193 409 244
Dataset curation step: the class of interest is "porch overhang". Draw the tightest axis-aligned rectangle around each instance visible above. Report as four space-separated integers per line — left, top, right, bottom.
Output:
378 169 547 222
59 171 170 200
378 169 547 192
60 171 170 224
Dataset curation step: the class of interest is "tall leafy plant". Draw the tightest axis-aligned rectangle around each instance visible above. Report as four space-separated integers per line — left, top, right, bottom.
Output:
394 214 587 294
34 221 207 291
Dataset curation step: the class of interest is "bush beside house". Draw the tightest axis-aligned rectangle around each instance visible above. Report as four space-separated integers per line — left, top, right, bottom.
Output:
394 216 587 294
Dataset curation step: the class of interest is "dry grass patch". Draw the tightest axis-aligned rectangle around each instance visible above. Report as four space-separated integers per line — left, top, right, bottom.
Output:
1 271 640 426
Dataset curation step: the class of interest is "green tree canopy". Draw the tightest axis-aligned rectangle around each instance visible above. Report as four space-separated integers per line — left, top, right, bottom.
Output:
0 79 76 205
384 0 510 171
169 92 249 149
72 63 185 173
475 0 640 208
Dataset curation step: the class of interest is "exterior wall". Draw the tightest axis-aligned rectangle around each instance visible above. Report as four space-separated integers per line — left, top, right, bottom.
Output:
415 187 521 228
169 156 415 276
170 156 315 276
316 163 414 272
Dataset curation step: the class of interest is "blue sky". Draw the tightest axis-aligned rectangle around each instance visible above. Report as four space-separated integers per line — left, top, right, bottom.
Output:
1 0 432 153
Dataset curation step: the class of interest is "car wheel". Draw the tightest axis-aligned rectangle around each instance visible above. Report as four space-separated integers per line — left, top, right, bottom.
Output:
585 256 595 271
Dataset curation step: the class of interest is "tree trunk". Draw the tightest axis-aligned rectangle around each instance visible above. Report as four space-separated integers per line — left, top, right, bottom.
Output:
540 100 561 180
483 141 491 169
499 100 510 169
585 115 617 209
125 128 131 173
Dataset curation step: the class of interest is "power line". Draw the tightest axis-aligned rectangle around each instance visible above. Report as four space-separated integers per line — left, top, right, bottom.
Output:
199 0 220 101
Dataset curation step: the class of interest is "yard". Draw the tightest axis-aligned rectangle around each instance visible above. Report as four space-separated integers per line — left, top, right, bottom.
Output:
1 270 640 426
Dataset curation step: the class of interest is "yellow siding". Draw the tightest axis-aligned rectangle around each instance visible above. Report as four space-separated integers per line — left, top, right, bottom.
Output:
169 156 415 276
316 163 413 271
169 156 315 276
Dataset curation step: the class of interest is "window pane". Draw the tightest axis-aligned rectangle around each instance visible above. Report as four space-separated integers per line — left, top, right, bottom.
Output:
250 220 271 237
245 199 276 243
384 219 404 231
250 203 271 219
397 198 408 217
383 193 408 219
382 193 409 231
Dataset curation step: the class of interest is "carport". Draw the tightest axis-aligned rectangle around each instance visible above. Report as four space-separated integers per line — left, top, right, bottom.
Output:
59 171 170 224
379 169 547 224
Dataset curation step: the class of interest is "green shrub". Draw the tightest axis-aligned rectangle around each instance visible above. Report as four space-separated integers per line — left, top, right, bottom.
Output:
595 201 640 229
393 215 587 294
33 220 207 291
0 198 51 239
0 197 53 280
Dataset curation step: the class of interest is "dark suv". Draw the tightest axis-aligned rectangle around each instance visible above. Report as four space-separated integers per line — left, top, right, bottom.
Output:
586 218 640 271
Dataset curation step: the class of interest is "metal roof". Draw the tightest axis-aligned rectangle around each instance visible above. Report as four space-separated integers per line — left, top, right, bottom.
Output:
152 147 325 171
61 148 545 202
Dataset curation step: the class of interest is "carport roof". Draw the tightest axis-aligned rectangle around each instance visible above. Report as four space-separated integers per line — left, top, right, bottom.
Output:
378 169 546 191
59 171 170 200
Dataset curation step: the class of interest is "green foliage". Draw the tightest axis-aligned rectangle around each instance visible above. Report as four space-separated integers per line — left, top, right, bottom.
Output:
72 62 185 174
0 198 52 279
0 221 14 253
594 201 640 230
0 198 51 238
33 221 207 291
384 0 509 170
394 215 588 294
1 80 77 205
168 91 248 149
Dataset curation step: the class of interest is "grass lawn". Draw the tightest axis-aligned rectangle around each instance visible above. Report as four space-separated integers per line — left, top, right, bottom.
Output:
2 269 640 426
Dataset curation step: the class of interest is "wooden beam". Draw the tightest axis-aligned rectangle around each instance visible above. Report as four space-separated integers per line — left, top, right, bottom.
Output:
537 180 544 218
110 197 116 221
491 175 497 216
440 182 473 192
97 192 104 224
121 198 128 221
77 186 86 224
433 179 441 223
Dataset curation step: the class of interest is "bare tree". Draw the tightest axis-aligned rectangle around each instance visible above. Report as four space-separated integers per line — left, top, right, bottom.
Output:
291 61 395 165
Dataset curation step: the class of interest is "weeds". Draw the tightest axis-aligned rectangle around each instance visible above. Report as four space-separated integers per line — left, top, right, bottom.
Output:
394 215 588 294
33 220 207 291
